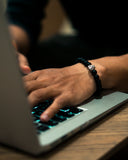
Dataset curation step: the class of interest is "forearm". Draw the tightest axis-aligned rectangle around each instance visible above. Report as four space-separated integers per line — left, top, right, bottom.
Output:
90 54 128 92
9 25 30 54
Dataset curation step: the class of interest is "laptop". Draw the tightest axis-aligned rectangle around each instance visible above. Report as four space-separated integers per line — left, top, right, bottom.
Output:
0 4 128 155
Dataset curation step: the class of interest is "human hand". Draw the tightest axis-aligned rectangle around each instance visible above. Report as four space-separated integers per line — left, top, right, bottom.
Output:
12 40 31 74
24 63 96 121
18 53 31 74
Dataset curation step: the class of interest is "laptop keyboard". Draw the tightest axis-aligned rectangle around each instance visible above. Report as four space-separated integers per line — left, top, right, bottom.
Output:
31 100 83 134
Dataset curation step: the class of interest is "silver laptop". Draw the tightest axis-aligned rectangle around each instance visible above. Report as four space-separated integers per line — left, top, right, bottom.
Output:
0 5 128 155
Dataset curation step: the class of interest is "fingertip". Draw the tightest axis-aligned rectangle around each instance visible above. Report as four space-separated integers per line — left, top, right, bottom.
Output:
40 99 63 122
22 65 31 74
40 113 50 122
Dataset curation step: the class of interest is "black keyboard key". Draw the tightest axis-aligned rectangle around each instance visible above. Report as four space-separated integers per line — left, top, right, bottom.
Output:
34 122 42 128
38 125 49 131
60 108 70 112
32 106 39 111
52 114 67 122
57 110 75 117
39 100 53 108
35 111 43 116
32 100 84 133
33 119 40 123
41 119 59 127
34 114 40 119
69 107 83 114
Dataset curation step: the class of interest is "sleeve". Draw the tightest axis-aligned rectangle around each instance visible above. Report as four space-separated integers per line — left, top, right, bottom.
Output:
6 0 49 45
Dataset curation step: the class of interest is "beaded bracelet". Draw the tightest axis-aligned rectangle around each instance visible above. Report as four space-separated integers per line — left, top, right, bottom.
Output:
76 57 102 97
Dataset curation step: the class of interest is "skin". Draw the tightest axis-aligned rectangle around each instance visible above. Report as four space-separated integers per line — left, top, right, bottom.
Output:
10 26 31 74
9 25 128 122
23 63 97 121
23 55 128 122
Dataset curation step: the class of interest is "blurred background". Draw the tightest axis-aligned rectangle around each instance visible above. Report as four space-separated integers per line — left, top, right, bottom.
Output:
38 0 76 41
2 0 75 41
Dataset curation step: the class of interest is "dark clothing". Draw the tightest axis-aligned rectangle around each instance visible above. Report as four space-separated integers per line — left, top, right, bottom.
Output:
6 0 128 48
6 0 128 70
26 34 128 70
7 0 49 45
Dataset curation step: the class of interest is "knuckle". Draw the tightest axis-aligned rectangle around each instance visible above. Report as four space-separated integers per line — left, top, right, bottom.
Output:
48 106 58 116
34 70 40 75
55 97 65 107
65 90 74 99
25 82 32 93
32 89 43 101
31 71 39 78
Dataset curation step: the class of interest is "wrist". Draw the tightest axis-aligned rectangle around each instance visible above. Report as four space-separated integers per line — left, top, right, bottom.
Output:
76 58 102 96
89 59 108 89
76 62 97 91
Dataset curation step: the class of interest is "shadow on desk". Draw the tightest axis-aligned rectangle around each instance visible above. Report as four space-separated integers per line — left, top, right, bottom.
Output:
109 143 128 160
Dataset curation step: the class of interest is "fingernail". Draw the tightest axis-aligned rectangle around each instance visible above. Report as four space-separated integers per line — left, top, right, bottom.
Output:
23 66 31 74
40 114 50 122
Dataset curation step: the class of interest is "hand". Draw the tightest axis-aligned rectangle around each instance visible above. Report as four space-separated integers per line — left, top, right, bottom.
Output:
12 40 31 74
18 53 31 74
23 63 96 121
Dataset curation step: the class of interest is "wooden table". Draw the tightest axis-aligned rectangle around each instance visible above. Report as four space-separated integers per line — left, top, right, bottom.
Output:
0 103 128 160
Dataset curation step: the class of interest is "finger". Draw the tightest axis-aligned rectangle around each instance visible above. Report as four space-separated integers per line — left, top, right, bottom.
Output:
12 40 18 50
21 65 31 75
40 95 68 122
23 71 39 81
28 86 59 107
24 80 42 93
19 54 31 74
24 80 50 93
12 40 31 74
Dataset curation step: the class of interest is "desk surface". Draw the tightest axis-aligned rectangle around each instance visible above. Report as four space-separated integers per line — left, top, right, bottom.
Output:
0 103 128 160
